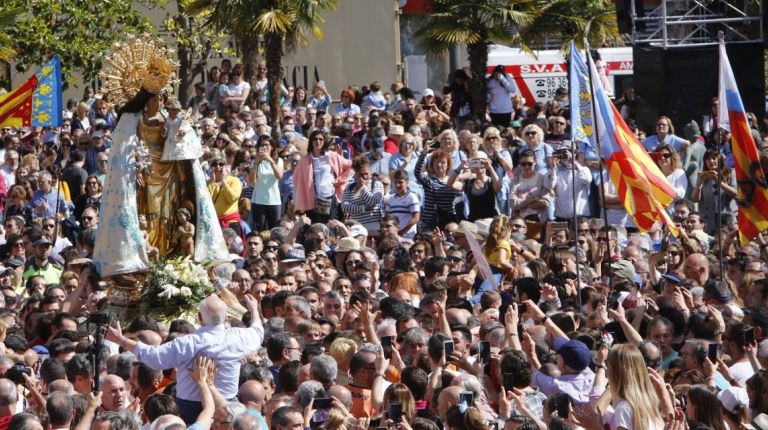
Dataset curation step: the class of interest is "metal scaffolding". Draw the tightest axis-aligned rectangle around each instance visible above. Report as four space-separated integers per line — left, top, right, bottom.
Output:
630 0 763 47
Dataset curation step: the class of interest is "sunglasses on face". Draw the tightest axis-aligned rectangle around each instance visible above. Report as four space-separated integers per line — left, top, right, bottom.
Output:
82 216 94 221
346 259 362 267
520 162 534 167
525 132 537 136
12 242 25 248
212 162 226 167
661 152 672 159
43 224 56 229
264 245 278 251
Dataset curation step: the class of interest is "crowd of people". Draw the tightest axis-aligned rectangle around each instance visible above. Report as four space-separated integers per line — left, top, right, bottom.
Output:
0 57 767 430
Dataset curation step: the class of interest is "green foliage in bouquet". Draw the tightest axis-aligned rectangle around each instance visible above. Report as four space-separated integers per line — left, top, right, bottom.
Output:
139 257 215 321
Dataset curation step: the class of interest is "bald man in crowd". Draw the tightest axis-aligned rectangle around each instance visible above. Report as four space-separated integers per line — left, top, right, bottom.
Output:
106 294 264 424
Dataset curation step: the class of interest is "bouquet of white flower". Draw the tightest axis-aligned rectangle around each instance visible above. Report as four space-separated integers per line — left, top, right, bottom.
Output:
138 257 215 321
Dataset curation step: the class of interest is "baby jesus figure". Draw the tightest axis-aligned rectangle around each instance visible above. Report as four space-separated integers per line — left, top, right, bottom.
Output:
174 208 195 256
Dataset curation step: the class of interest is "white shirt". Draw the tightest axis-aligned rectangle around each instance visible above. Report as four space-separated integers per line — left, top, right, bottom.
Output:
311 154 335 198
134 323 264 401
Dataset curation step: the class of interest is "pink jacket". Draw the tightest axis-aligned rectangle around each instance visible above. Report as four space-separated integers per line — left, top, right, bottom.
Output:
293 151 353 212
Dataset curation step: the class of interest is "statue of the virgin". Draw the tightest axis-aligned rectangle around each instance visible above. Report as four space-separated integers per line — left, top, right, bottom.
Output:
92 35 228 278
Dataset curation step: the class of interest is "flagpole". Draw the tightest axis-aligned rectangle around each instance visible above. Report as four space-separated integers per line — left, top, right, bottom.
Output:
583 40 613 287
567 45 582 310
716 31 725 280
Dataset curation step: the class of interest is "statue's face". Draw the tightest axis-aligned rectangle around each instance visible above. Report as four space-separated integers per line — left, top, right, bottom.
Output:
147 95 162 112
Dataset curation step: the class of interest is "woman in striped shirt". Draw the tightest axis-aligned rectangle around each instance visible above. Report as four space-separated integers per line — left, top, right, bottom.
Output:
414 148 462 231
342 155 384 235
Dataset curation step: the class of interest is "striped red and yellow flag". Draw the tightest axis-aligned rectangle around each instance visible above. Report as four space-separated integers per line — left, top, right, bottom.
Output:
0 75 39 128
587 51 679 235
718 42 768 245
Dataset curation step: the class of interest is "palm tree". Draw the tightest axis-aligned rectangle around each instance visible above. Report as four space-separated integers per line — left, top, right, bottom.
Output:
183 0 338 126
0 6 20 89
516 0 621 52
415 0 534 119
416 0 620 119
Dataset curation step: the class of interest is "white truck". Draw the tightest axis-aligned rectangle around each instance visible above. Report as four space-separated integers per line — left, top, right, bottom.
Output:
486 44 634 105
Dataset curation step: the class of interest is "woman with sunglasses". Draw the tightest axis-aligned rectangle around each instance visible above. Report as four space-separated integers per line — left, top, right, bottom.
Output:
293 130 353 224
518 124 554 175
333 88 360 118
691 148 737 234
414 147 462 231
509 150 552 223
642 116 691 153
73 175 103 222
248 136 283 232
653 143 688 200
4 185 33 226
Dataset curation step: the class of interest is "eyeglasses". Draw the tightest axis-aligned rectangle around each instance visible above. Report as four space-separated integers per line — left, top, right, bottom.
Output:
264 245 278 251
98 160 108 164
511 223 526 229
12 242 25 248
346 260 362 267
661 153 672 159
669 251 681 256
43 224 56 229
212 162 226 167
578 239 586 245
82 216 94 221
520 162 534 167
525 132 537 136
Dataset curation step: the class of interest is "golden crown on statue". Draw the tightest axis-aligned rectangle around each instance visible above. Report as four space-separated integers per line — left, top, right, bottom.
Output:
99 34 180 106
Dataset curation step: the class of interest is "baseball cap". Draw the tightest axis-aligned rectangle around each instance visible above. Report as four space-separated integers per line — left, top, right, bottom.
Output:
660 273 683 284
281 246 306 263
423 88 434 97
610 259 636 282
553 338 591 372
718 387 749 414
349 224 368 237
704 279 732 303
33 236 52 247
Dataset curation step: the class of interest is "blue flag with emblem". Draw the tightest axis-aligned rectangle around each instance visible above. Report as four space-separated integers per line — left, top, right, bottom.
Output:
568 41 595 150
31 56 63 127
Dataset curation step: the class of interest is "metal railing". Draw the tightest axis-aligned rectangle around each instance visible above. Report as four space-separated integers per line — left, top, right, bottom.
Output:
630 0 763 47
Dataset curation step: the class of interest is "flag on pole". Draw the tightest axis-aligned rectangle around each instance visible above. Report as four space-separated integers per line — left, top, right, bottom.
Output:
568 41 595 150
32 56 63 127
587 51 678 234
0 56 63 128
0 75 39 128
717 41 768 244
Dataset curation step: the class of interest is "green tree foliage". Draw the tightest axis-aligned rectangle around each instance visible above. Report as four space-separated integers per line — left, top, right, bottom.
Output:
1 0 154 87
183 0 338 126
414 0 534 118
163 0 231 105
416 0 620 117
517 0 621 53
0 6 20 62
